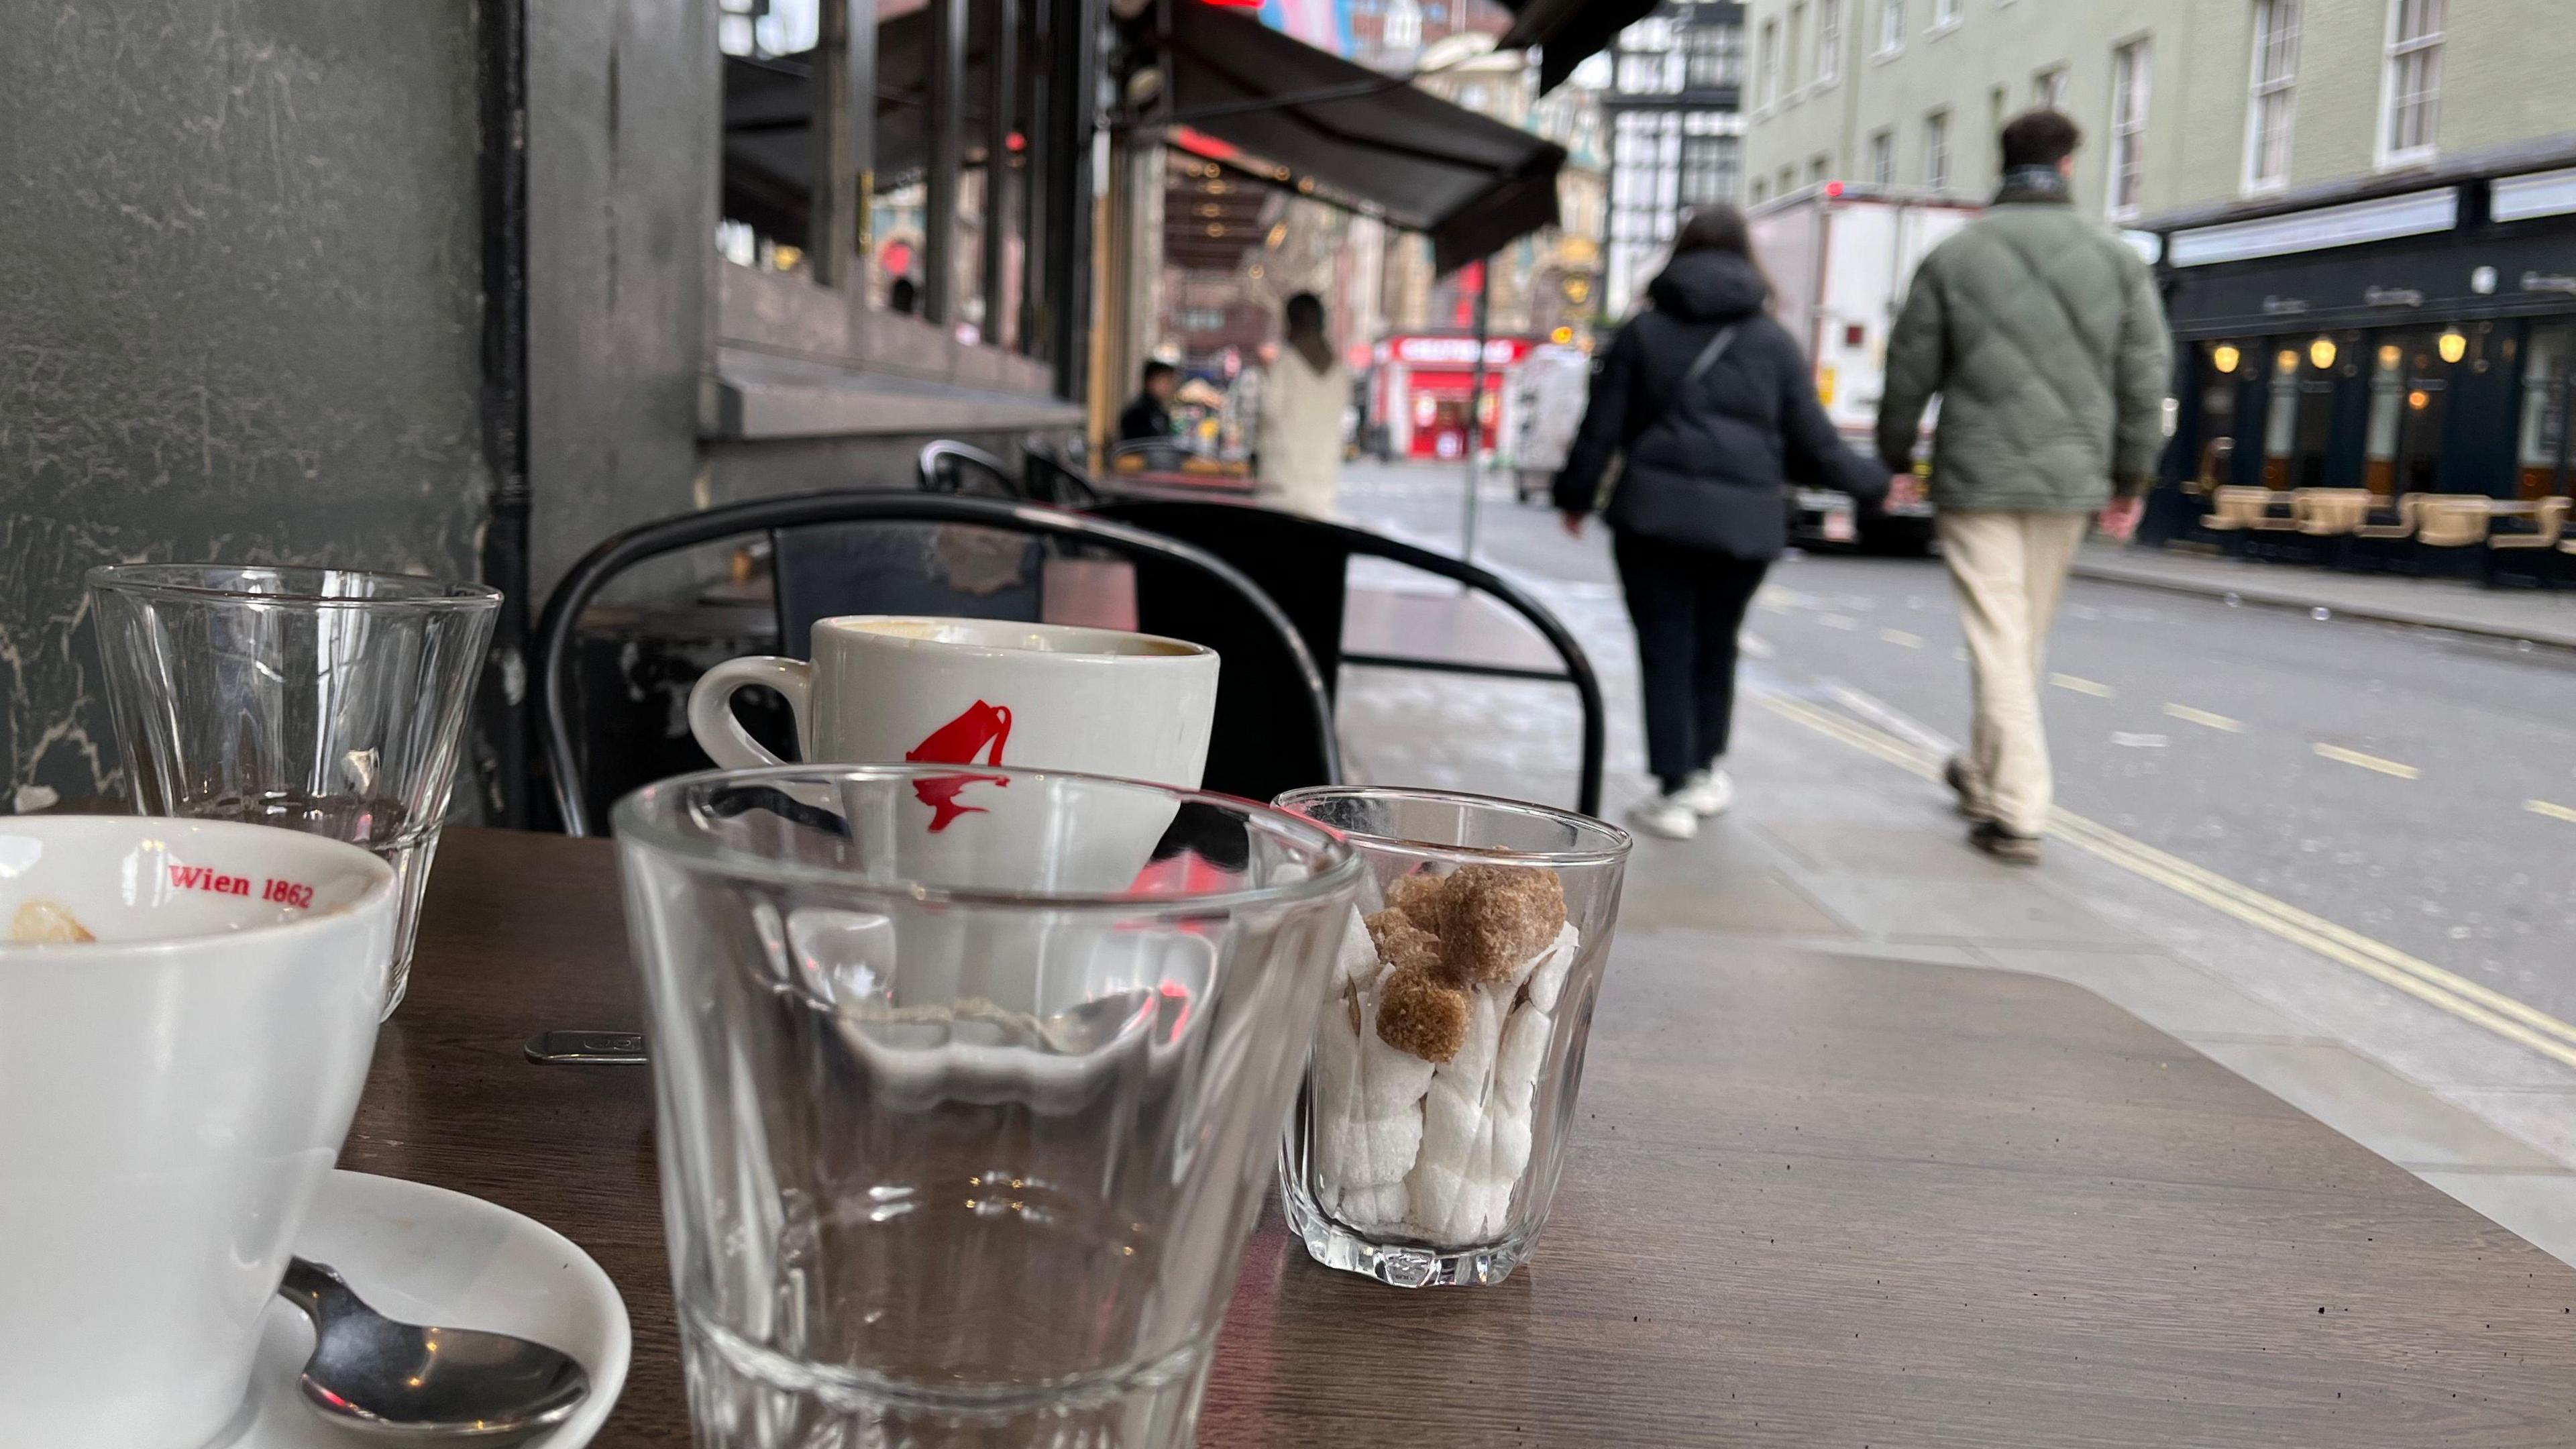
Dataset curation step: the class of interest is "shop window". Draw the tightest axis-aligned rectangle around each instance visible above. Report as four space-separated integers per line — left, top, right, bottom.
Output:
2364 339 2405 496
2366 329 2452 495
2261 345 2300 488
2518 323 2572 500
2194 341 2244 490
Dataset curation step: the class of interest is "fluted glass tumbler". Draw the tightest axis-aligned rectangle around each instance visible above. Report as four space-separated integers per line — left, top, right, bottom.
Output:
615 764 1362 1449
87 564 499 1016
1273 786 1631 1289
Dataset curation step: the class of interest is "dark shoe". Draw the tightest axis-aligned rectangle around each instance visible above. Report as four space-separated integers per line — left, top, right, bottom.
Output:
1968 820 2043 865
1945 755 1993 822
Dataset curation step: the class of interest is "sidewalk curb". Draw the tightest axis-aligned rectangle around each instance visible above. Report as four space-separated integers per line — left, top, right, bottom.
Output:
2071 554 2576 653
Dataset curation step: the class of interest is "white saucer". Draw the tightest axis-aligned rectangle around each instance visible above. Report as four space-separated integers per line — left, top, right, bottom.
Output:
206 1170 632 1449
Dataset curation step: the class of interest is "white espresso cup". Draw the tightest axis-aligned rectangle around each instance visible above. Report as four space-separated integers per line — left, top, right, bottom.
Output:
0 815 398 1449
688 615 1221 792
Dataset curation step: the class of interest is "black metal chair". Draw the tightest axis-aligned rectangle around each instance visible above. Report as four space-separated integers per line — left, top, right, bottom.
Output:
534 492 1339 836
918 438 1102 508
1089 496 1608 818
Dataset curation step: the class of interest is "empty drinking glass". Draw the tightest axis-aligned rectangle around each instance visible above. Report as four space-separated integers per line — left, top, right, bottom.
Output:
88 565 500 1015
616 763 1361 1448
1273 786 1631 1288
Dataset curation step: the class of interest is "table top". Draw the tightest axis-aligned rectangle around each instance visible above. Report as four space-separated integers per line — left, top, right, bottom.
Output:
355 828 2576 1446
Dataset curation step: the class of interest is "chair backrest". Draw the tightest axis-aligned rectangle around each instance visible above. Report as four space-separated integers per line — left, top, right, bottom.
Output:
1091 496 1609 818
2209 485 2272 527
533 492 1339 836
916 439 1022 498
2414 496 2493 547
2293 488 2369 535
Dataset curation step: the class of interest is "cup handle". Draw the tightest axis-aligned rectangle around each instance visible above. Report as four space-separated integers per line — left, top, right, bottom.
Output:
687 657 812 771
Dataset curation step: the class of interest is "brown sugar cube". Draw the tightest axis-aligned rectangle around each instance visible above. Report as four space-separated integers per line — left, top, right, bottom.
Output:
1436 863 1566 985
1375 963 1471 1063
1382 870 1448 923
1362 906 1441 978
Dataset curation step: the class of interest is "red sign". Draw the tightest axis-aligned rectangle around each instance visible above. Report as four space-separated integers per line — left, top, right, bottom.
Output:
1387 335 1536 368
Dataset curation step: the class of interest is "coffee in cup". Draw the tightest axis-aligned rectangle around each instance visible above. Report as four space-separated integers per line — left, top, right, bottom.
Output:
0 816 398 1449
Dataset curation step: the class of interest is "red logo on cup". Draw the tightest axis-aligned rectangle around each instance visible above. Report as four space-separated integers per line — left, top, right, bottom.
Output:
905 701 1012 831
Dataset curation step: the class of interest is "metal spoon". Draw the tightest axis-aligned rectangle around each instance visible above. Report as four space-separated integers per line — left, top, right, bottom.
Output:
278 1257 589 1439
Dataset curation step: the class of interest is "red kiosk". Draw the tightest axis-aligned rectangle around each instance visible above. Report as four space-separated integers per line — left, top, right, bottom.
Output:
1373 333 1538 460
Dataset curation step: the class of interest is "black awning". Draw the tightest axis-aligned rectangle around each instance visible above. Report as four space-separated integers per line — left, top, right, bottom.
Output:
1495 0 1662 95
1149 5 1564 274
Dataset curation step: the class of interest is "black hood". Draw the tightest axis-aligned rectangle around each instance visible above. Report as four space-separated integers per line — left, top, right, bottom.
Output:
1647 249 1769 323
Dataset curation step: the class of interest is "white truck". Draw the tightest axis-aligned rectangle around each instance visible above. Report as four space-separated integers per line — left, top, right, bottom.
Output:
1750 183 1982 553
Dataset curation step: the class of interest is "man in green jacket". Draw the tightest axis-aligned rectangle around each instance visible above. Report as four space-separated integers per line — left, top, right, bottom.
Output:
1878 109 2170 864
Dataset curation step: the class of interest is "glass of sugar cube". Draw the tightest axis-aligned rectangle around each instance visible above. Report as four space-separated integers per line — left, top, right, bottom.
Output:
1272 786 1631 1288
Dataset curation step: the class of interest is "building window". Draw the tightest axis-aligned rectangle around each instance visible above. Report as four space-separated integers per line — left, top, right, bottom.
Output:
1680 133 1739 206
1878 0 1902 54
1758 19 1780 105
1779 165 1796 197
1932 0 1960 27
1752 178 1769 204
1924 110 1949 191
1787 3 1808 89
2520 324 2573 498
1685 23 1743 89
1811 154 1831 184
1869 129 1894 185
2033 66 2067 110
2107 40 2151 217
1816 0 1842 83
2379 0 2443 166
2245 0 2300 192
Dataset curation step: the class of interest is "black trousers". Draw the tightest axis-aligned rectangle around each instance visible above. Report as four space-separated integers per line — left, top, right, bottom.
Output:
1612 530 1771 794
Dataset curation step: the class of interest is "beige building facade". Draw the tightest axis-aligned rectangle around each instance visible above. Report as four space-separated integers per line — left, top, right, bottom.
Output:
1741 0 2563 221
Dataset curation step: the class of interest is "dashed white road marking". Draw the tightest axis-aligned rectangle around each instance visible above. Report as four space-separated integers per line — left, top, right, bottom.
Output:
1879 628 1925 647
2313 743 2420 780
2049 673 2113 697
1819 614 1859 631
1737 632 1776 660
2526 799 2576 824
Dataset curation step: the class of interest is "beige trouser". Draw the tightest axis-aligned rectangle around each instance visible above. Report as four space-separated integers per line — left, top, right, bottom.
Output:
1937 509 2093 837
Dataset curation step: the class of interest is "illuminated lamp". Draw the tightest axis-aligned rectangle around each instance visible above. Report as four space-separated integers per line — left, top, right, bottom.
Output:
2437 328 2467 364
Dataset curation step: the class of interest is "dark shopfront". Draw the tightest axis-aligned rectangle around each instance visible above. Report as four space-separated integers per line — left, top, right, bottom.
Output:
2144 145 2576 546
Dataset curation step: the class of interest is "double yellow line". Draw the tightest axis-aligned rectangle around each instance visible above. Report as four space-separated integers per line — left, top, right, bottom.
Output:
1757 690 2576 1073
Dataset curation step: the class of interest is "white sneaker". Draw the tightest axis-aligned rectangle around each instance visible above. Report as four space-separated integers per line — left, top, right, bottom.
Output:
1671 767 1736 817
1628 795 1701 841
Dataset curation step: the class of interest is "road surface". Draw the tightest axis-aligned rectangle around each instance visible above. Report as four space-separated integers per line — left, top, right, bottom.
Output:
1340 462 2576 1026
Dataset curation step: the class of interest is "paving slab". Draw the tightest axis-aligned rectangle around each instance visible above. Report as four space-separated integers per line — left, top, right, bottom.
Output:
2186 1039 2567 1173
1972 946 2322 1043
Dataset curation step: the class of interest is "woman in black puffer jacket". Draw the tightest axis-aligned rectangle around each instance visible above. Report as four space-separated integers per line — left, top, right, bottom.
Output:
1556 205 1895 841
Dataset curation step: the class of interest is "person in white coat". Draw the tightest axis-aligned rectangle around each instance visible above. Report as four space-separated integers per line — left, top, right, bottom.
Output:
1257 292 1353 518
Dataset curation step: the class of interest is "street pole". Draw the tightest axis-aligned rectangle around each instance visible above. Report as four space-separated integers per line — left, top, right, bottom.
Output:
1460 256 1491 562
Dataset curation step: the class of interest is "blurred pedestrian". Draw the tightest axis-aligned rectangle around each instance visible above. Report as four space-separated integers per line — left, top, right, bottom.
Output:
1876 110 2171 865
1556 205 1888 842
1258 292 1352 518
1120 360 1179 445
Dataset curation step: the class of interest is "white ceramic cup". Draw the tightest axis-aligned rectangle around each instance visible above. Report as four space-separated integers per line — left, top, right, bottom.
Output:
0 816 398 1449
687 614 1221 792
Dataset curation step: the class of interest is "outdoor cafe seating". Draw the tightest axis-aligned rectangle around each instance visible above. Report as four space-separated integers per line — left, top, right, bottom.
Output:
2193 483 2574 584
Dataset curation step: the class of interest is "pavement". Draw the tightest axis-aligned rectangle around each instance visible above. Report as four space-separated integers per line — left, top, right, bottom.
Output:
2076 541 2576 649
1328 460 2576 1269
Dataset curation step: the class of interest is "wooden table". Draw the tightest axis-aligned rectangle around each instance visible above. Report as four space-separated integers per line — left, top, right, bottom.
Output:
352 828 2576 1446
